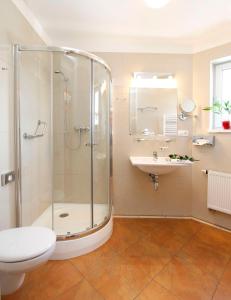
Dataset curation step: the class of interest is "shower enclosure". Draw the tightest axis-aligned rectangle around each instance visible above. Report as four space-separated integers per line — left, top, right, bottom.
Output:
14 45 112 259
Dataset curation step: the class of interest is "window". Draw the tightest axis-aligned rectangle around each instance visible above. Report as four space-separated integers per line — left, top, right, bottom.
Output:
211 58 231 130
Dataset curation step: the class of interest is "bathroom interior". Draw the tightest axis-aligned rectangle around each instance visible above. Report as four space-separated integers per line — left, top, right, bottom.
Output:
1 0 231 299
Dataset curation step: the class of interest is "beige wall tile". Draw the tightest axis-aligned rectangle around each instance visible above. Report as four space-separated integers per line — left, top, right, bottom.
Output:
96 52 193 216
192 42 231 229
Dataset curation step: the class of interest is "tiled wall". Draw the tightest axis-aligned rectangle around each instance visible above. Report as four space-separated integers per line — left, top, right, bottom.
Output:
192 42 231 230
0 0 45 230
96 53 193 216
0 46 15 230
19 51 52 226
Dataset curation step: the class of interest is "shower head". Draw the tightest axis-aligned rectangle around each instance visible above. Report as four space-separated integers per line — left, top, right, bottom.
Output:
54 70 68 82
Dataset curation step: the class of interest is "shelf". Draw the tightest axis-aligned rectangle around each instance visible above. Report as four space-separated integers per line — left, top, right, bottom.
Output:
208 129 231 133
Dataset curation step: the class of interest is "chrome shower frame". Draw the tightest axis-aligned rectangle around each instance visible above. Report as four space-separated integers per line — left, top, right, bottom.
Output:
13 44 112 240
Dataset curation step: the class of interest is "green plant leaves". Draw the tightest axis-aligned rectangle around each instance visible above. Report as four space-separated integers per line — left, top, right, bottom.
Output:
169 154 198 162
203 100 231 115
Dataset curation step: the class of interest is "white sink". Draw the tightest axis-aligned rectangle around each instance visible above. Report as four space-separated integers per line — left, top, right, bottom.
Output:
130 156 192 175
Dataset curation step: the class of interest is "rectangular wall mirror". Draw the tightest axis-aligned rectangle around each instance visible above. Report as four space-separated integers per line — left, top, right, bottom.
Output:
129 74 178 138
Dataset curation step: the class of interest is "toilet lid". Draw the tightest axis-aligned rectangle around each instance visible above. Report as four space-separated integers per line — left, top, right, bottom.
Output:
0 227 56 263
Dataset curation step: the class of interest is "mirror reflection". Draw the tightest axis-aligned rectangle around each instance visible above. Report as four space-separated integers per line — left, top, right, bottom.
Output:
130 87 178 137
181 99 196 113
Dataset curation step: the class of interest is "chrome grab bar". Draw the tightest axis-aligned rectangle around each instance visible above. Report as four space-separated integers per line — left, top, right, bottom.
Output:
23 120 47 140
74 126 90 133
85 142 98 147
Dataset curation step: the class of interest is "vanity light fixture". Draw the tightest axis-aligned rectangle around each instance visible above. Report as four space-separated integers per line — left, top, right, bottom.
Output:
131 73 176 89
144 0 170 9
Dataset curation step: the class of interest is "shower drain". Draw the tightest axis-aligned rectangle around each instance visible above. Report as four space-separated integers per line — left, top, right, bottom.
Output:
59 213 69 218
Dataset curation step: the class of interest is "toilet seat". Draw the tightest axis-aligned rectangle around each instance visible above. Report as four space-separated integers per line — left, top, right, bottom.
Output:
0 227 56 263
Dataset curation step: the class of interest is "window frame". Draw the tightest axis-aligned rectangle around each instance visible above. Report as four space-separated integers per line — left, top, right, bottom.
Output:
209 56 231 133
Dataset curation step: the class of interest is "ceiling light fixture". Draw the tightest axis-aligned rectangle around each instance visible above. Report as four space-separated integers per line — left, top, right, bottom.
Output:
144 0 170 9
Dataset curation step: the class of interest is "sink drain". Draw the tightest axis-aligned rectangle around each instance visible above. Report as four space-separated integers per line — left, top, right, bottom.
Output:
59 213 69 218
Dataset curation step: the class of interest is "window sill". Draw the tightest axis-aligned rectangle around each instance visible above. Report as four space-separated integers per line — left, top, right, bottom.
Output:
208 129 231 133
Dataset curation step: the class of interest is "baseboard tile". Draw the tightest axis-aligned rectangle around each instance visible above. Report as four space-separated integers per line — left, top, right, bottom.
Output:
113 214 231 233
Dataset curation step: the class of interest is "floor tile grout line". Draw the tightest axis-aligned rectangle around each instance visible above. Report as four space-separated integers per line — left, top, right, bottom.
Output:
166 220 205 259
111 220 148 255
211 256 231 300
187 222 231 258
69 265 106 300
132 273 158 300
155 220 231 300
67 221 230 300
79 220 188 299
131 229 186 300
139 225 215 300
121 219 206 299
49 277 85 300
153 279 184 300
132 259 172 300
117 223 187 290
153 252 226 300
4 218 231 300
118 218 200 255
152 279 183 300
112 222 178 299
68 260 107 299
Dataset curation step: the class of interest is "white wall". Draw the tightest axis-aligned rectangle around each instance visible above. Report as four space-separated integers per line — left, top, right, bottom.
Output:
0 0 45 230
192 42 231 230
0 46 15 230
96 52 193 217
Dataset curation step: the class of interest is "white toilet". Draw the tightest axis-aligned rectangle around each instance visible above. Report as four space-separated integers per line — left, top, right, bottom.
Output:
0 226 56 295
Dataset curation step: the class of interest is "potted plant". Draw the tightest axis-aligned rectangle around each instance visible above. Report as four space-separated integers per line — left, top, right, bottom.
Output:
222 101 231 129
203 101 231 129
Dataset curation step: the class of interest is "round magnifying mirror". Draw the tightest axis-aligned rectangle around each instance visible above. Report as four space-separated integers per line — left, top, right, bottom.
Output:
180 99 196 113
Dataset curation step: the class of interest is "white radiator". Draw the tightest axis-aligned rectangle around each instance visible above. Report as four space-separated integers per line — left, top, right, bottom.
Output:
208 171 231 215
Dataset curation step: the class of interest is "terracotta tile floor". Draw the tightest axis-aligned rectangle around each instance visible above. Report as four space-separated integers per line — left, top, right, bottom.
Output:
3 218 231 300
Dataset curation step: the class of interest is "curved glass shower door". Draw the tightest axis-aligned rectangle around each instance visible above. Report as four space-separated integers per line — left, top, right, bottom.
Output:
53 52 92 237
15 46 111 240
92 62 111 227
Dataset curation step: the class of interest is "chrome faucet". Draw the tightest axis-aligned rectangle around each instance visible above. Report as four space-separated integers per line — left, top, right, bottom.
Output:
153 151 158 160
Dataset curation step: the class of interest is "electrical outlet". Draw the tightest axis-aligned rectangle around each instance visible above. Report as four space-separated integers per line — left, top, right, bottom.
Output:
178 130 189 136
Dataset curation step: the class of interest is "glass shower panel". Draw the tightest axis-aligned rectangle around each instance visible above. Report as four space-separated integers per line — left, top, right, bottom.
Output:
53 52 92 236
19 51 53 228
92 62 110 226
